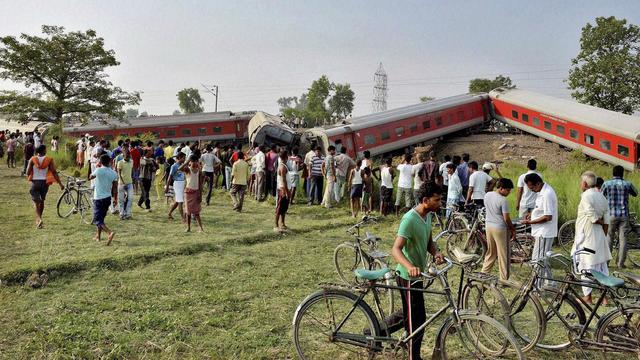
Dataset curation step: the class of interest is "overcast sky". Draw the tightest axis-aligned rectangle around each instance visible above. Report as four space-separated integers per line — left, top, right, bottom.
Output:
1 0 639 116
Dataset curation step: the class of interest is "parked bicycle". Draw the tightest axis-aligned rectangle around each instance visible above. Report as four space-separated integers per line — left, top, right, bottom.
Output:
558 214 640 267
57 174 93 224
333 215 397 316
437 205 487 267
293 257 524 359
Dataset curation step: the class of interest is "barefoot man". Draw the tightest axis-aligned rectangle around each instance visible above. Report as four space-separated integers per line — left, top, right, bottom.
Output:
26 145 64 229
90 154 117 245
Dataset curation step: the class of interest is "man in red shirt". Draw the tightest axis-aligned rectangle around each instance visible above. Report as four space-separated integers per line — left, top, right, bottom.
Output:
130 141 142 194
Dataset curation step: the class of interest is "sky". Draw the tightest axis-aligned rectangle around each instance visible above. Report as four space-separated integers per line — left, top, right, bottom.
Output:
1 0 639 116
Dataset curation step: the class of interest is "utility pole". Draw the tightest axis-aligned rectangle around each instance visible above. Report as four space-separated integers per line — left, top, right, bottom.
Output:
201 84 219 112
372 63 388 113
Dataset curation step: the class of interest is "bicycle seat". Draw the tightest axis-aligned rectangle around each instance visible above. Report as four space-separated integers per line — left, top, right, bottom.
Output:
451 248 480 265
590 270 625 288
364 232 381 242
354 268 390 281
617 272 640 287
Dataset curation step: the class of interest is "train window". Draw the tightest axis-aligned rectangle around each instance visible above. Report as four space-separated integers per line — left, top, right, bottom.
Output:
543 121 552 130
119 133 128 138
457 111 464 121
212 126 222 133
182 129 192 136
197 128 207 135
600 139 611 151
410 123 418 132
152 131 160 138
364 135 376 145
167 130 176 136
422 120 431 129
556 125 565 135
569 129 578 139
522 114 529 122
618 145 630 157
435 117 442 126
395 127 405 136
512 110 519 119
584 134 594 145
533 117 540 126
104 134 114 140
381 131 390 140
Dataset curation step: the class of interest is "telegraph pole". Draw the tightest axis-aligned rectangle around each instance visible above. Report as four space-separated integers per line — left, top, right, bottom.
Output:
201 84 219 112
372 63 388 113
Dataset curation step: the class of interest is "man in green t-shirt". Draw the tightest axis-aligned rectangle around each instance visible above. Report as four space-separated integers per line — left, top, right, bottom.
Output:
391 182 444 360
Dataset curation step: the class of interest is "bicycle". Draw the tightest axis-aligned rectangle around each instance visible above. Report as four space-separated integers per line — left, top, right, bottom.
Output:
437 205 487 267
558 214 640 267
56 175 93 224
431 203 471 234
333 215 397 316
293 257 524 359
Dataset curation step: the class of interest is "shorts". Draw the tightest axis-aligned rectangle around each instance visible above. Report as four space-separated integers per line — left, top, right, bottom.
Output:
173 180 185 203
132 168 140 181
276 189 290 215
350 184 363 199
93 197 111 226
30 180 49 202
380 186 393 203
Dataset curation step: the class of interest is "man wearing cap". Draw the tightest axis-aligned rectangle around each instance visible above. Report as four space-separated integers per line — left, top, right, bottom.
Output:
465 161 499 208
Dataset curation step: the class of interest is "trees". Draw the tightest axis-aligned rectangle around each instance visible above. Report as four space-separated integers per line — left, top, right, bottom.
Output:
278 75 355 126
567 16 640 114
0 25 140 124
468 75 515 93
177 88 204 114
420 96 435 102
126 108 139 118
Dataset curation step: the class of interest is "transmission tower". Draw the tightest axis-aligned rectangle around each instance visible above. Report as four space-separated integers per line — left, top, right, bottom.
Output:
372 62 388 113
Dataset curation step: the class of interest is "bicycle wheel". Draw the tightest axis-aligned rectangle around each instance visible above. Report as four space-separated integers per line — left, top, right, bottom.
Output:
334 243 364 286
448 214 469 231
595 306 640 356
499 280 546 353
293 289 381 360
56 190 76 218
461 280 511 329
536 289 586 350
434 311 524 360
444 231 485 267
511 234 534 264
557 220 575 254
78 191 93 225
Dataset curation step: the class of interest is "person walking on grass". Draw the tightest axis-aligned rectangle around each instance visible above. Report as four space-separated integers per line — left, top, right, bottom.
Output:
391 182 445 359
374 158 395 216
572 171 611 305
230 151 250 212
21 138 35 176
200 145 221 206
348 159 364 218
482 178 516 281
275 149 291 232
116 148 134 220
516 159 542 219
167 152 186 222
154 156 166 202
308 146 324 205
26 145 64 229
181 155 204 232
89 154 117 245
396 153 414 216
138 149 157 212
321 145 337 208
601 165 638 268
6 134 16 168
521 173 558 287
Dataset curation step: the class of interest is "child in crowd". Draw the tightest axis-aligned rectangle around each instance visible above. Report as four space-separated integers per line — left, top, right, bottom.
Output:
361 167 373 214
348 159 364 218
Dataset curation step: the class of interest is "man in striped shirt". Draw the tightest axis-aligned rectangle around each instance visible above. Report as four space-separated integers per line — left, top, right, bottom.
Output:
601 165 638 268
307 147 324 205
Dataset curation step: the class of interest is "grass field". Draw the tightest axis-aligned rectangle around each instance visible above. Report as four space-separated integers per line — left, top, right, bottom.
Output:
0 156 638 359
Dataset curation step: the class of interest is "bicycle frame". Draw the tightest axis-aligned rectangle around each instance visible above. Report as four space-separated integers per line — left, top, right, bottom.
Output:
325 259 474 351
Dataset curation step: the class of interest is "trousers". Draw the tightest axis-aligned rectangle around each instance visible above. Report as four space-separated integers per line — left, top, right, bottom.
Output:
118 183 134 217
482 226 510 280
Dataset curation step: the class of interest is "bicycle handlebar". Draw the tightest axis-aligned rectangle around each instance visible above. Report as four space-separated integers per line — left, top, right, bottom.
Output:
346 215 379 234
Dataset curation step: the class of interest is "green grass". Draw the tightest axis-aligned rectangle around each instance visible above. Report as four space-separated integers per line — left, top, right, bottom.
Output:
0 155 639 359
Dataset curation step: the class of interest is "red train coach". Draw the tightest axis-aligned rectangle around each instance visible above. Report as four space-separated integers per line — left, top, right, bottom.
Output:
325 93 491 158
490 88 640 170
63 111 255 143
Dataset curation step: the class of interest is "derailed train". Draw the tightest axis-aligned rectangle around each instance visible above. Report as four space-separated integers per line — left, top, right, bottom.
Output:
63 88 640 170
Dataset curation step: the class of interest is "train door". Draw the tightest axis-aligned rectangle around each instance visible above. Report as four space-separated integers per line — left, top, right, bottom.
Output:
234 121 245 142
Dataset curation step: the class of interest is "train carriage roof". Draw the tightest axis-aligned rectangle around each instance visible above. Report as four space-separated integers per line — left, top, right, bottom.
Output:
326 93 488 135
489 88 640 141
63 111 255 132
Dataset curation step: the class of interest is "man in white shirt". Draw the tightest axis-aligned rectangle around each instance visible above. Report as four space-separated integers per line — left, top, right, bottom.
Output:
516 159 543 219
521 173 558 286
396 153 414 216
571 171 611 304
446 163 464 216
439 154 452 195
181 142 192 159
411 153 426 206
465 161 498 208
200 145 221 206
252 145 266 201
